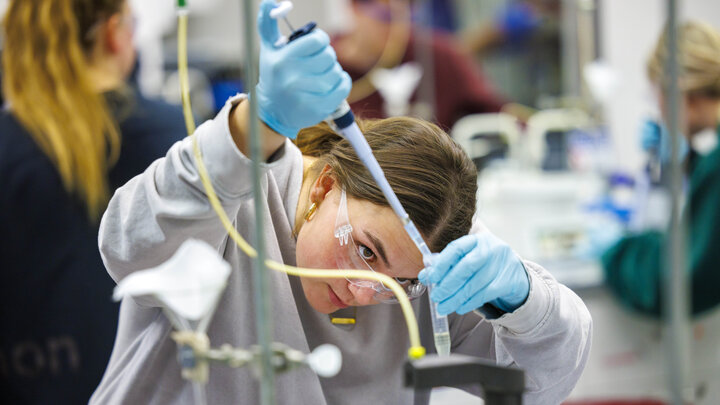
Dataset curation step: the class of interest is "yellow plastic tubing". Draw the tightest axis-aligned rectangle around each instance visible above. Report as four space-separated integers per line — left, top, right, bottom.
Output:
177 10 425 360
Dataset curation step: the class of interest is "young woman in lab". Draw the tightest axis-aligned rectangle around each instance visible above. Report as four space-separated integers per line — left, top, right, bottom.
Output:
91 1 591 403
0 0 184 402
603 21 720 317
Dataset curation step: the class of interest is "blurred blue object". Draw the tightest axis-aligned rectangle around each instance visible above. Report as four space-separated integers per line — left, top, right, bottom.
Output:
414 0 457 32
640 119 662 152
574 220 624 260
497 1 540 43
212 79 244 113
587 197 632 224
608 172 636 188
639 118 689 163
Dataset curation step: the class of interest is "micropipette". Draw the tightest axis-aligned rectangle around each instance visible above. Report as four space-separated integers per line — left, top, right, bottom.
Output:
329 102 452 356
280 6 451 357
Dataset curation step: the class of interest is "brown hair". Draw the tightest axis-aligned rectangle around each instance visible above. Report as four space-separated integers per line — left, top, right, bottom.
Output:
295 117 478 252
647 21 720 98
2 0 125 219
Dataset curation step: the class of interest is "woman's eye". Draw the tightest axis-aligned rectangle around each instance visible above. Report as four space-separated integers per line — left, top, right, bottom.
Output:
358 244 376 262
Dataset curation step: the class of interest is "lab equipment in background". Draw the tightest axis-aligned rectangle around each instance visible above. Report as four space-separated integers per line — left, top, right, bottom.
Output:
582 59 620 106
130 0 177 98
369 62 423 117
113 239 343 405
449 106 607 289
450 104 624 292
453 107 604 174
525 108 591 170
565 126 614 173
475 166 606 289
451 112 521 172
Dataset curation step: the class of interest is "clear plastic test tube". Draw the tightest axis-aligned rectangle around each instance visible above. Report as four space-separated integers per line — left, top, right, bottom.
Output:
423 255 450 356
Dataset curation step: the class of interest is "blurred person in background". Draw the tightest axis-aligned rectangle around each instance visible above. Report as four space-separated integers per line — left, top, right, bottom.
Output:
602 21 720 318
458 0 562 109
0 0 185 402
332 0 505 130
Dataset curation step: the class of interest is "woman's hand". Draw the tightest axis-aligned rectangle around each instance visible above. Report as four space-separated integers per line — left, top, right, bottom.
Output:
418 233 530 315
254 0 351 139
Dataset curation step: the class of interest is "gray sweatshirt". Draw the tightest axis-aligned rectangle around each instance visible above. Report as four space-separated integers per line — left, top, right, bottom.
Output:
92 95 592 405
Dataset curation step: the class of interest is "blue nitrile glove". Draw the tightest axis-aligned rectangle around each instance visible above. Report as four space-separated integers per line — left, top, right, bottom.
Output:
255 0 351 139
639 118 689 163
418 233 530 315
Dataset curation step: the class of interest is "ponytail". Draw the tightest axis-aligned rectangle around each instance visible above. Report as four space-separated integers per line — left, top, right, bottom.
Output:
294 122 345 157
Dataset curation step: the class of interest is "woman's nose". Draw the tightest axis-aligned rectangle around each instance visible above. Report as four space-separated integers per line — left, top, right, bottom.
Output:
348 283 376 305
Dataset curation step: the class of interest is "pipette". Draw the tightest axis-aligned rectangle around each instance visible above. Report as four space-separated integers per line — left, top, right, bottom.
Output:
329 102 452 356
280 5 450 357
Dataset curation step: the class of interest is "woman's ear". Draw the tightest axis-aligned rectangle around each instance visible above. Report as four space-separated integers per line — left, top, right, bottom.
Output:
309 164 336 204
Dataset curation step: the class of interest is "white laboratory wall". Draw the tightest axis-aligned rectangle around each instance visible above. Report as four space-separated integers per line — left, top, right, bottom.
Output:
599 0 720 172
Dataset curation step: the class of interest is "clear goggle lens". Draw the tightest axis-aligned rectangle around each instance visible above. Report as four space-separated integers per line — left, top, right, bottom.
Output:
334 188 426 304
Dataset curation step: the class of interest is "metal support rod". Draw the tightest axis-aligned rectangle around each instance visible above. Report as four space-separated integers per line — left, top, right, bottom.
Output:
664 0 690 403
412 0 436 121
241 0 276 403
560 0 581 99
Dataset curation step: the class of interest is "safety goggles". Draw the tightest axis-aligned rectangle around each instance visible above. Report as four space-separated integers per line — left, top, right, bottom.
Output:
333 188 426 304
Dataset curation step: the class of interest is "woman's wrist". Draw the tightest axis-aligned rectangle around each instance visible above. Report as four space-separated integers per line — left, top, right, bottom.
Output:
228 98 287 160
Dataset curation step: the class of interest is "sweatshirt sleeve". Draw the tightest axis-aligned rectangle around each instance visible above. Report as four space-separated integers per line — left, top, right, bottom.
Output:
601 231 664 316
98 95 260 289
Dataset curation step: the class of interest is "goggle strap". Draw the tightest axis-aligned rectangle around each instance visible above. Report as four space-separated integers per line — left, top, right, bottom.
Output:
334 188 353 247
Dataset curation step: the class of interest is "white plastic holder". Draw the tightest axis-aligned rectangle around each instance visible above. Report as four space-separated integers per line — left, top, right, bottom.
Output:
113 238 231 327
370 62 423 117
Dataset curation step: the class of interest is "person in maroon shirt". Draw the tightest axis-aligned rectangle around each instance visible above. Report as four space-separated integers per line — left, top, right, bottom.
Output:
333 0 505 131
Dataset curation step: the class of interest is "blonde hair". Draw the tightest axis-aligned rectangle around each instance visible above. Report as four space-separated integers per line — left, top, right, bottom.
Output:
647 21 720 97
295 118 478 252
2 0 124 219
